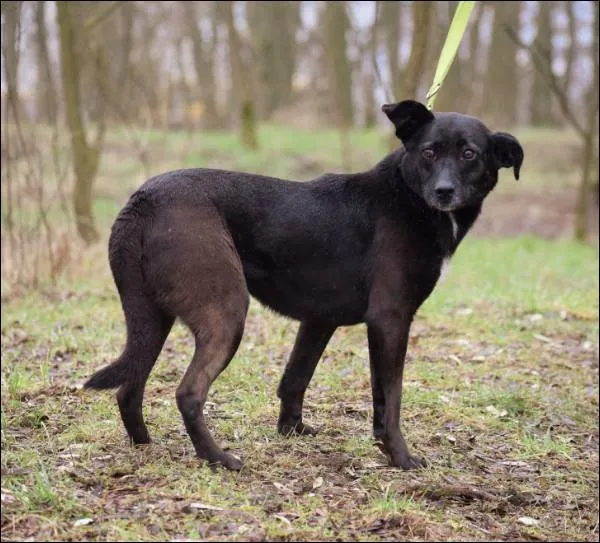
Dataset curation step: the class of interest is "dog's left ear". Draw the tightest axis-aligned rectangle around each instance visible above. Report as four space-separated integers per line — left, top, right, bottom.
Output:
382 100 434 144
490 132 524 180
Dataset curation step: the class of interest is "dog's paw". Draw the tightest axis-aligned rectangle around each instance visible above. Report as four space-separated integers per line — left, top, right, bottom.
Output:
390 452 427 470
129 435 151 446
278 421 318 437
206 452 243 471
375 440 427 470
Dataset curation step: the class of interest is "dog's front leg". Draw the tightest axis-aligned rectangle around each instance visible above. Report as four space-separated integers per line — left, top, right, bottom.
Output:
367 311 425 470
277 322 336 436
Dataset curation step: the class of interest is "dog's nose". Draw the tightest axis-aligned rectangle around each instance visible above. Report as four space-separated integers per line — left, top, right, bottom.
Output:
435 185 454 200
435 183 455 200
435 177 454 201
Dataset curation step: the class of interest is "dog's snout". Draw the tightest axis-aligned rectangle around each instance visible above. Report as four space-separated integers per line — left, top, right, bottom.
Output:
434 180 455 199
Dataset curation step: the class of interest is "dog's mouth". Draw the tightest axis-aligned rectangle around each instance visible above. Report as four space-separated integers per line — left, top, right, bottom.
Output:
434 202 459 212
430 195 461 212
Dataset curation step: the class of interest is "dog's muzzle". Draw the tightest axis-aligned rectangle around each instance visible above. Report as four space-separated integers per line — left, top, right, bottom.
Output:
432 178 458 210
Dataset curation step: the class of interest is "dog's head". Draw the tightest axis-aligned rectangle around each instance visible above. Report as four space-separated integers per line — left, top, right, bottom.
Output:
382 100 524 211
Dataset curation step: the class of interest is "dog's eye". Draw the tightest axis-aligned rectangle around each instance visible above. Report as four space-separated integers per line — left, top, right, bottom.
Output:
462 149 477 160
422 149 435 160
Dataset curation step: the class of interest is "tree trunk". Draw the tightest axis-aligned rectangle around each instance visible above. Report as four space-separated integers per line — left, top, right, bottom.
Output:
482 1 520 127
221 0 258 148
379 0 401 98
465 3 484 113
322 1 354 127
2 1 22 123
34 1 58 124
397 1 433 100
435 1 466 113
562 0 576 99
574 0 599 241
530 1 555 126
56 0 100 244
247 1 300 119
183 1 221 130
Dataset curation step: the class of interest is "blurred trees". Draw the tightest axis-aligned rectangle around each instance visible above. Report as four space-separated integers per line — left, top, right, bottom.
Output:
247 1 300 120
34 1 57 124
220 0 258 149
530 1 554 126
1 0 598 260
321 1 354 128
482 1 520 127
3 1 594 134
56 1 107 244
183 2 221 129
397 1 433 100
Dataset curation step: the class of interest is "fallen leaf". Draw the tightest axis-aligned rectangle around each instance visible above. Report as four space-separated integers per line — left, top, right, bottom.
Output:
272 481 293 494
73 518 94 527
273 514 292 526
186 502 224 512
448 354 462 365
1 491 16 503
312 476 323 489
518 516 539 526
500 460 529 467
486 405 508 418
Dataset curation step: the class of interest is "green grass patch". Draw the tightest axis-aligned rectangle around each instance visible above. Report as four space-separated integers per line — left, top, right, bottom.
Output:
1 123 598 541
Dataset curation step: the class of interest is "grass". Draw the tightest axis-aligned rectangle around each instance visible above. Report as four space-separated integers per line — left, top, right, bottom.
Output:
1 123 599 541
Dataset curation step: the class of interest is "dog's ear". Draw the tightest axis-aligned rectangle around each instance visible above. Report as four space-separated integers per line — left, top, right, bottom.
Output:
490 132 524 180
382 100 434 144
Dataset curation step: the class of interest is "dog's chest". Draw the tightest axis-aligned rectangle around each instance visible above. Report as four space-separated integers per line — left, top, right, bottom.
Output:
438 212 458 282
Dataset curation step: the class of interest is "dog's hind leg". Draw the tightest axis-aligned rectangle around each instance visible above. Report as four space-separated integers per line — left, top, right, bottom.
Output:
148 208 250 470
86 294 174 445
116 300 174 444
176 302 247 470
277 322 336 436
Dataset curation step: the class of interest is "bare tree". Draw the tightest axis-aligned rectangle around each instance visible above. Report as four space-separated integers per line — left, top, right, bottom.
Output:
56 1 111 244
322 1 354 127
530 1 555 126
575 0 599 239
247 1 300 119
34 1 58 124
219 0 258 149
396 1 433 100
465 2 484 114
505 0 599 240
435 1 466 113
2 1 22 124
562 1 577 99
482 1 520 127
378 0 401 98
183 1 222 129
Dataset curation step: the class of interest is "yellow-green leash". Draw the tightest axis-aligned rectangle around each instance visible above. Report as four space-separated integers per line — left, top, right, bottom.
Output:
425 1 476 111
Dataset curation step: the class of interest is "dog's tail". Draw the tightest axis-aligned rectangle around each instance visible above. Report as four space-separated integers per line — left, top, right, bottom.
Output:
85 191 171 390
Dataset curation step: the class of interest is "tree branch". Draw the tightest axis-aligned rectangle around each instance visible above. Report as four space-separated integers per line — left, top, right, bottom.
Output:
84 1 124 33
502 24 587 140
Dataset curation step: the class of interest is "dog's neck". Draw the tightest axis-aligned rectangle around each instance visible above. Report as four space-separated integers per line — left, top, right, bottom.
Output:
371 149 483 257
439 205 482 256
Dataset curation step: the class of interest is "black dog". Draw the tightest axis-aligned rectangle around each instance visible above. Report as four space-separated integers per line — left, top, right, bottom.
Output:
86 100 523 471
